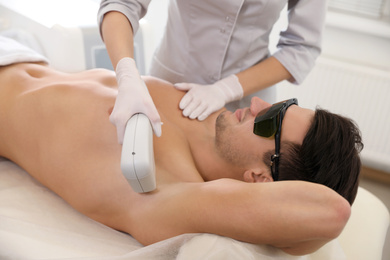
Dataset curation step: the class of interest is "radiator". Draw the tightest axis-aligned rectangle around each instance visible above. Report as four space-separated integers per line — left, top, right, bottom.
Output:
277 56 390 173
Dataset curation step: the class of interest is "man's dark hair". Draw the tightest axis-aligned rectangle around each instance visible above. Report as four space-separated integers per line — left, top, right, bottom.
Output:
264 108 364 205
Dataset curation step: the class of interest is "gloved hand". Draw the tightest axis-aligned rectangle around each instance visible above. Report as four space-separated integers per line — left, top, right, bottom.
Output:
111 57 162 144
174 75 243 120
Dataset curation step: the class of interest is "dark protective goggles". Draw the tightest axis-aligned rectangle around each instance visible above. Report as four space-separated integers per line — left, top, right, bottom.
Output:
253 98 298 181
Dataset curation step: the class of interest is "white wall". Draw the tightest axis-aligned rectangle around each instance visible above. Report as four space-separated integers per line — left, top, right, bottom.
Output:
322 11 390 70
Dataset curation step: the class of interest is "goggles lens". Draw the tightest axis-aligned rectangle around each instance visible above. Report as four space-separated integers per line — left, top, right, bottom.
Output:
253 98 298 137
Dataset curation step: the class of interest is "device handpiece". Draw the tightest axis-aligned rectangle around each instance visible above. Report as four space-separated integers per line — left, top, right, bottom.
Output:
120 113 156 193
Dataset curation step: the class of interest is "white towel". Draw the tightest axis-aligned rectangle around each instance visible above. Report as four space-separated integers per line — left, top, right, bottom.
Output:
0 34 49 66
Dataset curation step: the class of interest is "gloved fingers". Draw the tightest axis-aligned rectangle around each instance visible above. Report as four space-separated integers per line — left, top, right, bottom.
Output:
144 107 162 137
196 104 218 121
112 118 126 144
139 80 163 136
189 103 207 120
198 100 225 121
179 92 194 110
116 125 125 144
198 110 212 121
109 105 129 144
151 121 162 137
182 97 201 117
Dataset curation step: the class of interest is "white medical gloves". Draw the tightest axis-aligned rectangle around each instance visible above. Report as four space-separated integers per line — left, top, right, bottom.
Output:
110 57 162 144
175 74 244 120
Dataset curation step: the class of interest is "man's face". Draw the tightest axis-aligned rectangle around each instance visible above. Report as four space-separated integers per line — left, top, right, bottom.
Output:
215 97 314 170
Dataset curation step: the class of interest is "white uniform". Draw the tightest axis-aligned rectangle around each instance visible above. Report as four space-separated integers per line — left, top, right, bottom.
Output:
98 0 327 107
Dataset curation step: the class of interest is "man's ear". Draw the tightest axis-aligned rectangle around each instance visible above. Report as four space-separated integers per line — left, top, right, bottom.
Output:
243 168 272 183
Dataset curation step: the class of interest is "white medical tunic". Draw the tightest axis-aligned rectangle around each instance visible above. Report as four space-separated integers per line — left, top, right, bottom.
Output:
99 0 327 106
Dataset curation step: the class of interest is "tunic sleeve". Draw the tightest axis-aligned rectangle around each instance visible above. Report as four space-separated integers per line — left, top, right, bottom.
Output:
273 0 327 84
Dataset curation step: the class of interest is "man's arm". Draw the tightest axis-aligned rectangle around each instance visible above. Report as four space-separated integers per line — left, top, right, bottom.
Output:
131 179 350 255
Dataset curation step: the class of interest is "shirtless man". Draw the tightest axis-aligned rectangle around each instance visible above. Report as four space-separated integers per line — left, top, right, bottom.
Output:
0 60 362 255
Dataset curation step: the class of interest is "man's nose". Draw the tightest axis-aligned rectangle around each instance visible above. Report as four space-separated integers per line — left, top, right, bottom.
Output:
250 97 271 116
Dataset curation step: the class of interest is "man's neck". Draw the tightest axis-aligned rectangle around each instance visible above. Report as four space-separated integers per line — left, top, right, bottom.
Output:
185 111 243 182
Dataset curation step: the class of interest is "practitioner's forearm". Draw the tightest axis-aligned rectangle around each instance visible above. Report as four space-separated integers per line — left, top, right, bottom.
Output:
101 11 134 69
236 56 292 96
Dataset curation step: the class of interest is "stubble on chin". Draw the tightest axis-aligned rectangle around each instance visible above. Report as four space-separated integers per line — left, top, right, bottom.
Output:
215 112 240 165
215 111 228 137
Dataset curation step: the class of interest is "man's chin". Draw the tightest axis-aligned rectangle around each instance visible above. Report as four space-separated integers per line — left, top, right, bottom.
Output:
216 110 227 122
215 111 229 134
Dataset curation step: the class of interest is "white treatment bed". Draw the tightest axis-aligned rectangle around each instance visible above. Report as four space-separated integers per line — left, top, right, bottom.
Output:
0 156 388 260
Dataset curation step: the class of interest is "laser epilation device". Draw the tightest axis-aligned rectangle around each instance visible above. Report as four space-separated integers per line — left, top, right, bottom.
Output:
121 113 156 193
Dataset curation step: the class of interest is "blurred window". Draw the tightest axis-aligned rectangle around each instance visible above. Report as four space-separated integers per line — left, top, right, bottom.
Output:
328 0 385 18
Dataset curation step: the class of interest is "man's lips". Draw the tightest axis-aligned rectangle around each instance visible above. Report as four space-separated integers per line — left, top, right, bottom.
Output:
235 108 253 122
235 109 242 122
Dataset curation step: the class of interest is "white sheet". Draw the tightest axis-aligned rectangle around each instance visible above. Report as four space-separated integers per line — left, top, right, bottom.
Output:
0 34 49 66
0 157 346 260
